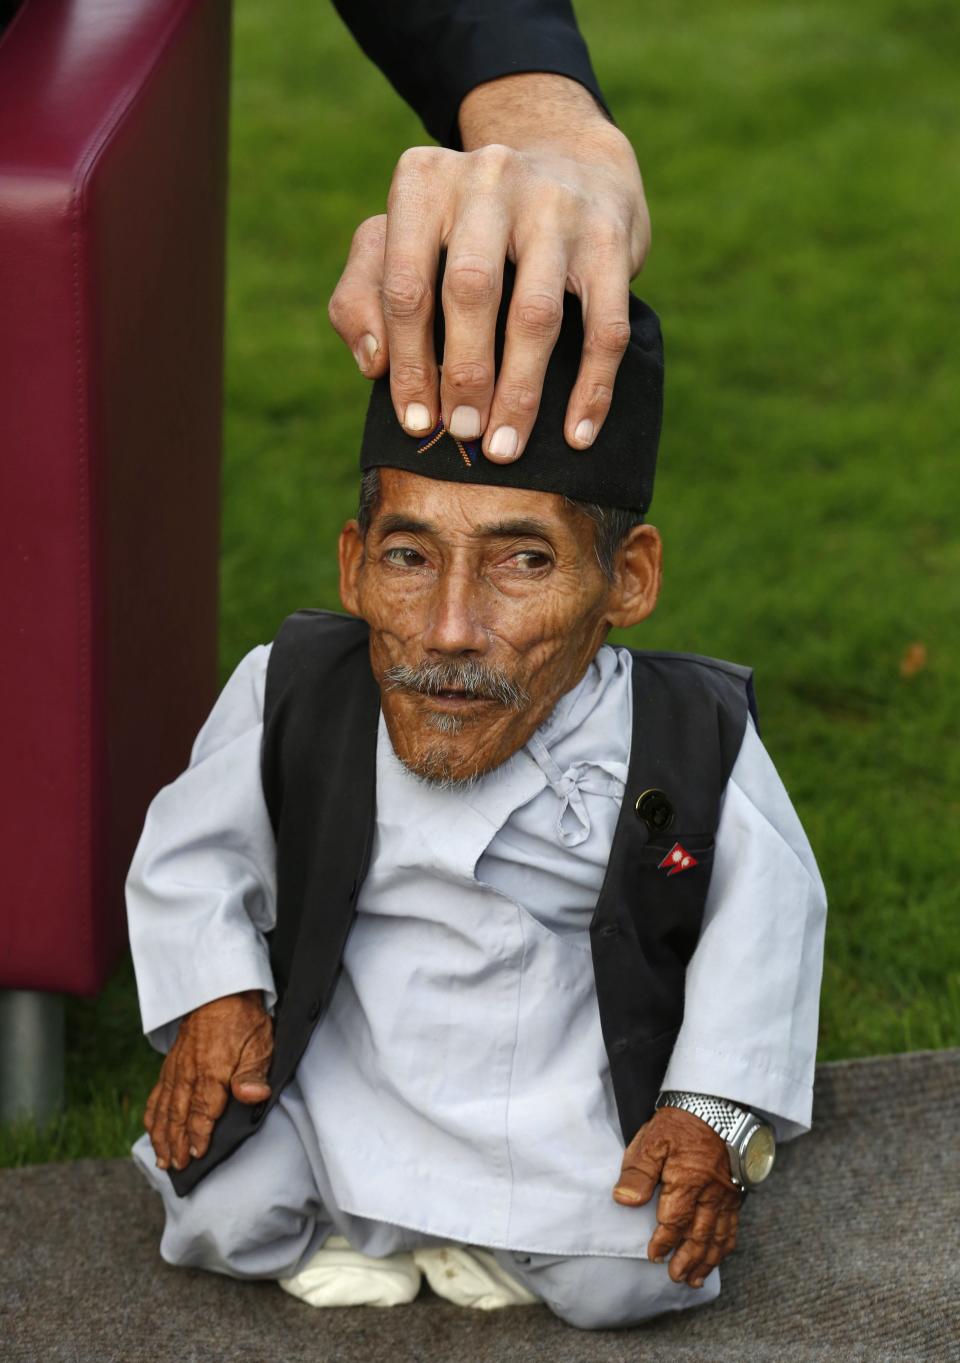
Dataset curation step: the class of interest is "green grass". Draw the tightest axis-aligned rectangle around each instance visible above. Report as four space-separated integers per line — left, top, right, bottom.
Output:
3 0 958 1166
0 958 153 1165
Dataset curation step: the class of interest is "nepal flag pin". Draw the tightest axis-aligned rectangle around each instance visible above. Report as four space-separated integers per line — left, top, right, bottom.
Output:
658 843 698 877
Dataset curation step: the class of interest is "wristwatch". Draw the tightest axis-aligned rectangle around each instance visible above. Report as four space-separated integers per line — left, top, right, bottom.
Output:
656 1090 776 1191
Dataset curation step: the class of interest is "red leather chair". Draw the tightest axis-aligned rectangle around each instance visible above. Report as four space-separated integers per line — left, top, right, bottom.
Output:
0 0 231 1120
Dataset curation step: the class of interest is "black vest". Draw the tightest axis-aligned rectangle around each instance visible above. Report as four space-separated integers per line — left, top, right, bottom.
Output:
171 610 754 1198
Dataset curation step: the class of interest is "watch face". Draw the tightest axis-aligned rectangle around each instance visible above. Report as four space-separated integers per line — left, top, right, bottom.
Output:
742 1125 776 1186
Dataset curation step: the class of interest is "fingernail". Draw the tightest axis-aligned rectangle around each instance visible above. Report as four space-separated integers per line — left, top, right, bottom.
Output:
574 418 595 446
403 402 431 432
487 426 518 460
354 333 379 371
172 1160 182 1171
449 405 481 439
189 1147 199 1158
156 1159 167 1170
614 1186 642 1203
692 1279 704 1289
653 1256 665 1264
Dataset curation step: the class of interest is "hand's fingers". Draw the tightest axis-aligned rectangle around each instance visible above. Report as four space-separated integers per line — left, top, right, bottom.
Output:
647 1180 699 1263
143 1077 163 1138
144 1043 180 1143
689 1197 721 1249
647 1214 686 1264
720 1201 741 1256
482 239 567 463
563 249 632 449
689 1201 740 1283
614 1119 667 1206
231 1075 272 1103
651 1177 700 1236
680 1230 731 1289
666 1234 711 1286
328 215 390 378
438 207 510 444
698 1238 728 1275
382 147 450 434
148 1043 183 1166
230 1019 274 1104
185 1076 230 1160
166 1067 195 1171
149 1078 176 1169
664 1198 720 1286
613 1152 663 1207
713 1207 732 1247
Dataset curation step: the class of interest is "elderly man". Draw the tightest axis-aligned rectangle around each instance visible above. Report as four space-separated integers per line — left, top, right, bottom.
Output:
127 269 826 1331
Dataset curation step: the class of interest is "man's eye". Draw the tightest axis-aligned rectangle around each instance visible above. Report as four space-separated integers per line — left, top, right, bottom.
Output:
509 550 551 570
384 546 426 567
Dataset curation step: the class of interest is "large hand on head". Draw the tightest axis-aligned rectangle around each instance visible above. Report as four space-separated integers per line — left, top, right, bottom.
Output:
328 74 649 464
143 990 273 1171
612 1106 744 1289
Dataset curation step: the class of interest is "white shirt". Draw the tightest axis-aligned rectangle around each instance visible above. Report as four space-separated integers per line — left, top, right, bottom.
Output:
127 642 827 1255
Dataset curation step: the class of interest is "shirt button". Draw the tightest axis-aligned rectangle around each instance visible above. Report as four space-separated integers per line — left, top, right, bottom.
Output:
598 924 619 940
635 788 675 833
307 997 324 1021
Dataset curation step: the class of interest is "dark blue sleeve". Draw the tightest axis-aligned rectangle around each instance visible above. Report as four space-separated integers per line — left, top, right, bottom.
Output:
331 0 609 148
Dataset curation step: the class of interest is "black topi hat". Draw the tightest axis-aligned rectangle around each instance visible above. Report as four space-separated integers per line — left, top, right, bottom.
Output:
359 256 663 512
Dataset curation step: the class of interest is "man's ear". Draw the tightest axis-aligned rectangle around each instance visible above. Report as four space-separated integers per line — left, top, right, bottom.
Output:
338 520 365 617
604 524 662 630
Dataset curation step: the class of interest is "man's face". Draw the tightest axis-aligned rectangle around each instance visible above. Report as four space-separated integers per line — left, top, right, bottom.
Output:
339 468 661 785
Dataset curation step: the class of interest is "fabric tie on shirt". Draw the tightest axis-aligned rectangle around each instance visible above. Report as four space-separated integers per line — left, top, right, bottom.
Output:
525 731 627 848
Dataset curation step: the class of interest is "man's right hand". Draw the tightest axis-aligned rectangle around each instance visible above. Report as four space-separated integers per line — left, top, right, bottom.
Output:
143 990 273 1172
329 75 649 465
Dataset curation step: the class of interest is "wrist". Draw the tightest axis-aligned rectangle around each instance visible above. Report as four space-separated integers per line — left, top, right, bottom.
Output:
657 1091 777 1191
458 72 614 153
195 989 263 1016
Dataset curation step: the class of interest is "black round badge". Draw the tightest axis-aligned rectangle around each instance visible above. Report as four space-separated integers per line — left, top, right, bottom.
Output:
635 788 675 833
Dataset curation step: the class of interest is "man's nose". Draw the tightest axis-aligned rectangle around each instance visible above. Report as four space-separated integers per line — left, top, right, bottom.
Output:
421 569 489 656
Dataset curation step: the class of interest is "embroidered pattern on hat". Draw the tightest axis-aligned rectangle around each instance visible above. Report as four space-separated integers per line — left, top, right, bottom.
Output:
657 842 698 877
416 420 481 468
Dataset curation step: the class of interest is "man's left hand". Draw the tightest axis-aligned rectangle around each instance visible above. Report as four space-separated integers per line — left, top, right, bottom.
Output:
328 73 649 464
612 1106 743 1288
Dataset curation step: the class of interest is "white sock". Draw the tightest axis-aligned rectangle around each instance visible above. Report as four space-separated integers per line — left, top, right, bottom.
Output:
412 1245 538 1310
279 1235 422 1308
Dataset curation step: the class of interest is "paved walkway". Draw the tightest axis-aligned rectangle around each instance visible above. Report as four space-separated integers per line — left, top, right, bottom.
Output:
2 1049 957 1362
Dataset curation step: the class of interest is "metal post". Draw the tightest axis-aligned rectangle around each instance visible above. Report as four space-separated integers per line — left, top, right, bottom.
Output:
0 990 65 1126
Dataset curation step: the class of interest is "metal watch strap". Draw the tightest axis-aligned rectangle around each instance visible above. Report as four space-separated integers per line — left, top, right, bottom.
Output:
655 1089 748 1141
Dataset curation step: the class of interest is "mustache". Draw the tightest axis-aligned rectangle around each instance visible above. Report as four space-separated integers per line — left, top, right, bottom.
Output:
383 659 530 711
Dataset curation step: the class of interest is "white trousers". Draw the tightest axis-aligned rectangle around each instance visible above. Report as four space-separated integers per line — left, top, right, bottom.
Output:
132 1091 720 1332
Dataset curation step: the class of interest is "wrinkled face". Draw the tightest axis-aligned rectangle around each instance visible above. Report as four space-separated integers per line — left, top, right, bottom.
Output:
338 468 661 785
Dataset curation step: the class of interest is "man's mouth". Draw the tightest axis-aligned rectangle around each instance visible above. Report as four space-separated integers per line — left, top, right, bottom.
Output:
428 687 489 706
383 661 530 712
